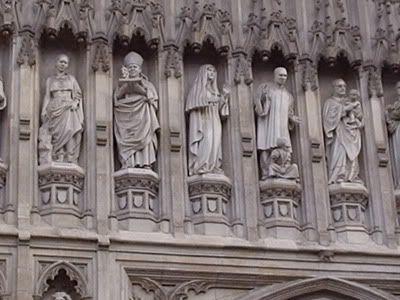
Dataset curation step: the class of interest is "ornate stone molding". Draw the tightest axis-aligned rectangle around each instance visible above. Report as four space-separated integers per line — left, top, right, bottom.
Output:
37 162 85 221
16 30 36 66
233 50 252 85
34 260 91 300
301 59 318 92
113 168 160 231
187 173 232 235
92 39 110 73
329 182 369 242
310 16 362 67
243 8 299 62
176 1 232 55
164 44 182 78
259 178 301 239
106 0 164 48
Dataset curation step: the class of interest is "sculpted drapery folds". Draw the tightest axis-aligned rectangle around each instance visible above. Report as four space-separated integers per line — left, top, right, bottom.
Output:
114 51 160 169
186 64 230 176
39 54 84 165
323 79 364 184
386 81 400 189
254 67 300 180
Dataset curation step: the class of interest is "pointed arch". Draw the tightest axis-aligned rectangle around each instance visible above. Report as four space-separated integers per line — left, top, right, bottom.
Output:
35 261 91 299
234 277 397 300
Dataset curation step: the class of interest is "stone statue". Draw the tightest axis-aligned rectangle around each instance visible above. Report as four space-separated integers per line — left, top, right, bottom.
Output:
0 78 6 112
254 67 300 180
39 54 84 164
323 79 363 184
268 138 299 181
386 81 400 189
114 51 160 169
186 64 230 176
52 292 72 300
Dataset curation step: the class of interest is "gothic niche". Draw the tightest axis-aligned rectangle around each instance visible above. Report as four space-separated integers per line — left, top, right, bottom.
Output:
112 36 161 232
40 269 82 300
184 42 233 236
37 28 86 227
0 33 10 217
319 56 369 243
252 50 302 240
382 68 400 224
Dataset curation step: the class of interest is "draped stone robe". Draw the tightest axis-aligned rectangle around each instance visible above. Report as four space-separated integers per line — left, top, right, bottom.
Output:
323 96 363 183
387 100 400 189
42 74 84 161
114 76 160 168
255 82 295 152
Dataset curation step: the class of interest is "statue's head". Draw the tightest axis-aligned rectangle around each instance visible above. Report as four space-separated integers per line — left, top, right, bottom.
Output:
332 79 346 97
52 291 72 300
123 51 143 79
55 54 69 73
348 89 360 101
276 137 289 149
204 64 216 82
273 67 287 87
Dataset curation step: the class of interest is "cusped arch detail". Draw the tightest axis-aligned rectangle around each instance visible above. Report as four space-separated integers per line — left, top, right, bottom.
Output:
35 261 91 299
233 277 398 300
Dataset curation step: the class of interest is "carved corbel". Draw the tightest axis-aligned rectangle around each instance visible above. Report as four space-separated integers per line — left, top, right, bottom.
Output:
16 31 36 66
232 50 252 85
164 44 182 79
301 59 318 92
92 38 110 73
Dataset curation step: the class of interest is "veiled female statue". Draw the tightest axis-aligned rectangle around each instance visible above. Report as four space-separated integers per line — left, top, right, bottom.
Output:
39 54 84 164
386 81 400 189
114 51 160 169
186 64 230 176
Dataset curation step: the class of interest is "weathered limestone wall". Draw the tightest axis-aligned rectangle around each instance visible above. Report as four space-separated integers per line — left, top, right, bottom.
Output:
0 0 398 299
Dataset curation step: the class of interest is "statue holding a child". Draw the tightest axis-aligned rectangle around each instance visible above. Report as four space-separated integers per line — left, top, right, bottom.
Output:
323 79 364 184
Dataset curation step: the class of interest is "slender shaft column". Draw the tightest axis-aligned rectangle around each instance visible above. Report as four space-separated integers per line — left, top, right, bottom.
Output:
359 65 398 247
300 60 333 245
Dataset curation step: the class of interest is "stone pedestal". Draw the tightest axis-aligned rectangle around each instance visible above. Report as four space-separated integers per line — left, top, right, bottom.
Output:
38 162 85 227
187 174 232 236
113 168 159 232
259 178 302 239
329 182 369 243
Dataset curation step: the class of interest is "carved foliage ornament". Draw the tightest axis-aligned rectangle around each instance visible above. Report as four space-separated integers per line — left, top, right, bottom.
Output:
243 9 299 61
92 41 110 73
233 52 252 85
164 45 182 78
176 1 232 55
106 0 164 49
17 32 36 66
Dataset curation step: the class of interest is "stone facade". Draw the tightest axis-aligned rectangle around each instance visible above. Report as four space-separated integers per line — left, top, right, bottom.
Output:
0 0 399 299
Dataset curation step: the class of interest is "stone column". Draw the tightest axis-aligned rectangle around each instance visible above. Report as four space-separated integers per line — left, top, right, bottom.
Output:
359 65 398 247
13 29 36 300
162 44 184 235
300 60 333 245
91 36 113 234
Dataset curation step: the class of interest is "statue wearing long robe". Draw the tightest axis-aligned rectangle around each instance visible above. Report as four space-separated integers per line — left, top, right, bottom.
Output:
186 65 229 176
387 98 400 189
40 74 84 163
323 96 363 184
114 76 159 169
255 82 295 152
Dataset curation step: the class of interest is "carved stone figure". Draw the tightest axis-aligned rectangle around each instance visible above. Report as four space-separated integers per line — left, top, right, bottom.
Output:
323 79 363 184
39 54 84 164
0 78 6 112
114 51 160 169
186 64 230 176
255 67 300 180
268 138 299 181
52 292 72 300
386 81 400 189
